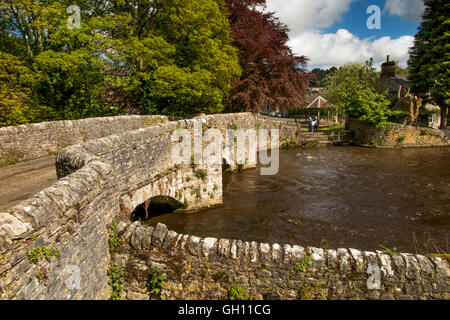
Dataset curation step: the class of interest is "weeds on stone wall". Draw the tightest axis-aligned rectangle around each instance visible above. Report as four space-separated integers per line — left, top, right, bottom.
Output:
298 282 321 300
36 266 49 283
369 139 379 148
294 256 310 273
194 169 207 181
27 246 60 265
397 136 406 144
281 140 297 150
427 254 450 263
203 262 211 277
381 246 398 256
108 265 125 300
148 268 166 300
228 285 252 300
109 224 122 254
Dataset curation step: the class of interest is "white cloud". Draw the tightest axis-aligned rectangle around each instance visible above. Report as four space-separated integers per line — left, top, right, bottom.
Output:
384 0 425 22
265 0 416 69
265 0 355 36
289 29 414 69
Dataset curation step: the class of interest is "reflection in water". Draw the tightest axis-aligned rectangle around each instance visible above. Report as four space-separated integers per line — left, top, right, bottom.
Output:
147 147 450 254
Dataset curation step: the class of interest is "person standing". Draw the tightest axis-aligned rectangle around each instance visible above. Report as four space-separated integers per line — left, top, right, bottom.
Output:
308 117 313 132
314 117 320 132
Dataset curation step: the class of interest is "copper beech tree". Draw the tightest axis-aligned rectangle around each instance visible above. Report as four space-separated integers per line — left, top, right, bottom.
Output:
225 0 312 113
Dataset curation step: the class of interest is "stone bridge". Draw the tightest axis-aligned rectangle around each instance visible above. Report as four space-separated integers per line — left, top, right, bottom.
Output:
0 113 448 300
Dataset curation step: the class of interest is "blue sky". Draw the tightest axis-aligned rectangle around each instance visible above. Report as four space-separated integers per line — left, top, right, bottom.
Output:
265 0 424 70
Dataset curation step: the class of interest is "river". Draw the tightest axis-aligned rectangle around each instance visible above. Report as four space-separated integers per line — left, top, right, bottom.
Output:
147 146 450 254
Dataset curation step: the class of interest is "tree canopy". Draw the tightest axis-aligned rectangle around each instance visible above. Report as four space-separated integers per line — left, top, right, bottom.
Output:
326 63 393 126
408 0 450 129
0 0 242 125
225 0 311 113
310 67 337 87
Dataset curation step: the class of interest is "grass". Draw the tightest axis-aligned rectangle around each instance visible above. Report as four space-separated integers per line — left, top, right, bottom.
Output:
0 151 24 167
319 124 345 132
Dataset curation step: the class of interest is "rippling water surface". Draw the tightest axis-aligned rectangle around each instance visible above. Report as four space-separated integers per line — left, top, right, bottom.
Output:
147 147 450 254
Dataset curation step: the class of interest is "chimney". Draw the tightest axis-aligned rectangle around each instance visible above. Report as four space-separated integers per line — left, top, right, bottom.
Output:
381 55 395 79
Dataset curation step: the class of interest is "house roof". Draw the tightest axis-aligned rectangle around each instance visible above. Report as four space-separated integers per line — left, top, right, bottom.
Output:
380 74 410 95
305 96 334 109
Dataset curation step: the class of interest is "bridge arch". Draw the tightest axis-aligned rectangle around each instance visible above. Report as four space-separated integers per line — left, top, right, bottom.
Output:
131 195 183 221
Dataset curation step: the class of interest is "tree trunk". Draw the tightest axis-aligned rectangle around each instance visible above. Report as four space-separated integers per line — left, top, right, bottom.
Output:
447 105 450 128
440 105 448 129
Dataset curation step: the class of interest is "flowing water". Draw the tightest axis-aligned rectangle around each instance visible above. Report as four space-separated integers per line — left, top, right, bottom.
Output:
147 147 450 254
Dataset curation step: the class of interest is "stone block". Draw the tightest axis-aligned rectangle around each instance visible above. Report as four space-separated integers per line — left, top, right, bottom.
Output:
162 230 178 250
151 223 168 247
307 247 326 271
218 239 231 258
201 237 218 258
349 248 365 273
187 236 201 257
338 248 352 273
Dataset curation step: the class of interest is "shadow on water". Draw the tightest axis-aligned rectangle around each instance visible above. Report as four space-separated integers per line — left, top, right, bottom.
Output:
146 146 450 254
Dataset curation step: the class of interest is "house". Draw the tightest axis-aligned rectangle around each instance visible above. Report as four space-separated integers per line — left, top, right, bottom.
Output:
380 55 441 129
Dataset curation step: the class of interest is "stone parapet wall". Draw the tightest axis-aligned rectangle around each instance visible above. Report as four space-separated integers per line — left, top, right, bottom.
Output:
0 115 168 164
0 113 306 299
115 222 450 300
347 119 450 148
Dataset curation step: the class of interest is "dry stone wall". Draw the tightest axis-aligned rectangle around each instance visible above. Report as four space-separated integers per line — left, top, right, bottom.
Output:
0 115 168 164
115 222 450 300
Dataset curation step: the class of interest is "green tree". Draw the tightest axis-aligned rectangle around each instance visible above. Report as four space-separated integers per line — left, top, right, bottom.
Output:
0 51 53 126
0 0 114 121
91 0 241 116
0 0 240 125
408 0 450 129
326 63 391 126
